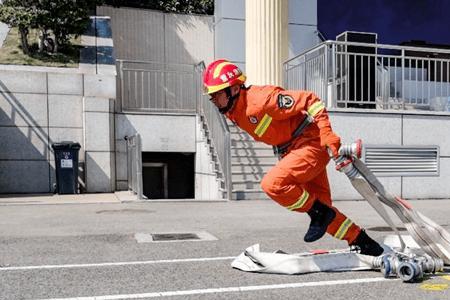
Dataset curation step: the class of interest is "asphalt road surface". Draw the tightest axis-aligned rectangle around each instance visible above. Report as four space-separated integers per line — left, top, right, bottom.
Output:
0 198 449 299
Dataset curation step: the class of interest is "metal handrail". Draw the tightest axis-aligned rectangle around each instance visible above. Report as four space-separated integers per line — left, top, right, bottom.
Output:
117 59 232 200
286 40 450 65
195 62 232 200
117 59 198 113
125 134 143 199
284 40 450 111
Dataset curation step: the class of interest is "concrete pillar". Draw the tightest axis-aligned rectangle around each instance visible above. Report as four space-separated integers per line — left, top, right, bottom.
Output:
245 0 288 86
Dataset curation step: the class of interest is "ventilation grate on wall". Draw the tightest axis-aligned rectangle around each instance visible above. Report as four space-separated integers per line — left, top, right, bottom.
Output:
363 145 439 177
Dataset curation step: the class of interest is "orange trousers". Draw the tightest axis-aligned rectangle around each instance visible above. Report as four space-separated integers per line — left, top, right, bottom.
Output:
261 140 361 244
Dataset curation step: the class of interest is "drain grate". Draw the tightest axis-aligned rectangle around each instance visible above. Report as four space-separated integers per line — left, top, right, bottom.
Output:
151 233 200 241
134 231 218 243
96 209 156 214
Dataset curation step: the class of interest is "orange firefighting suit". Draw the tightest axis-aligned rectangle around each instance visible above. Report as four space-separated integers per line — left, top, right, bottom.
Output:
226 85 361 244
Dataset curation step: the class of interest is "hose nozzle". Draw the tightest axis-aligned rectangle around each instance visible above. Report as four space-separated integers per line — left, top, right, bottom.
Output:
339 139 363 158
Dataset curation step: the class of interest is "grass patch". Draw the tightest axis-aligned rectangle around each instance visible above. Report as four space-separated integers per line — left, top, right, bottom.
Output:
0 27 81 68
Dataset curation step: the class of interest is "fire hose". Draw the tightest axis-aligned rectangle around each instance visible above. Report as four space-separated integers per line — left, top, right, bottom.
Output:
373 251 444 282
232 140 448 282
333 140 449 282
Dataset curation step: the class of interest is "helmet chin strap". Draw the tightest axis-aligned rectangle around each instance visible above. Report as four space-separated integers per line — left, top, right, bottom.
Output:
219 87 240 114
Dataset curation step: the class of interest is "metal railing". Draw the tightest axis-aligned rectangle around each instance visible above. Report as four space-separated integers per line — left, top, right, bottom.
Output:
195 62 232 200
117 60 232 200
117 60 198 113
125 134 143 199
285 41 450 111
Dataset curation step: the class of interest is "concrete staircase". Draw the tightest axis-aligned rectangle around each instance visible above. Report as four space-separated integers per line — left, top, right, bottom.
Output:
199 115 228 199
228 120 277 200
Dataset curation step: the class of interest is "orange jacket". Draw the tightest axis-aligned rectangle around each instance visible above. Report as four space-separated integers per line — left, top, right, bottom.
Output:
226 85 334 148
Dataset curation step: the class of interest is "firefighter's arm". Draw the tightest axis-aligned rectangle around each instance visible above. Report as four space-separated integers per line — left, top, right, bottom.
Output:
315 108 341 158
265 88 341 156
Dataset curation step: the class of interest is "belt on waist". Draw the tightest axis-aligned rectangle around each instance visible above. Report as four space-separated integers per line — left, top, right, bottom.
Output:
273 114 314 158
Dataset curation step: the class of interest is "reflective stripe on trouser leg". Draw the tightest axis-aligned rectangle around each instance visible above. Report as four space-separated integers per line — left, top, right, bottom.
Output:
260 170 316 213
326 207 361 244
286 189 313 212
261 179 316 213
260 144 327 214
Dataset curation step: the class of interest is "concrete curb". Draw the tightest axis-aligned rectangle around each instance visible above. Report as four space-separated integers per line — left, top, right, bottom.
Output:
0 192 121 206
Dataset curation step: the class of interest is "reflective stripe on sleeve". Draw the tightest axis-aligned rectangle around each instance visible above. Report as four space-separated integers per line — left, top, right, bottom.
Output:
254 114 272 137
307 101 325 117
286 190 310 211
334 218 353 240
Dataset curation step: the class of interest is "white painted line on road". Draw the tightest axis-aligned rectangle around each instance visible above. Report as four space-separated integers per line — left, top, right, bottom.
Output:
39 277 396 300
0 256 235 271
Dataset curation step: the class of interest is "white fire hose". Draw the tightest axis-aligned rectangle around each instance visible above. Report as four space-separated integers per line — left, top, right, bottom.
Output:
334 140 449 282
232 140 449 283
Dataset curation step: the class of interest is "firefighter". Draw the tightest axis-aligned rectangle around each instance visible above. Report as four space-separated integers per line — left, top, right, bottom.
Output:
203 59 384 256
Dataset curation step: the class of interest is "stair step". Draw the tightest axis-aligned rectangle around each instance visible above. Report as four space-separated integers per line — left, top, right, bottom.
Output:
232 173 264 181
232 164 272 173
231 141 270 148
231 148 274 156
226 120 276 200
229 125 244 132
232 180 262 190
232 189 270 200
231 135 254 141
232 156 277 164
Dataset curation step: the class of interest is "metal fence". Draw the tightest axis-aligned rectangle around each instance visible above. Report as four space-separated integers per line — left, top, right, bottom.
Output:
117 60 232 200
285 41 450 111
125 134 143 199
118 60 198 113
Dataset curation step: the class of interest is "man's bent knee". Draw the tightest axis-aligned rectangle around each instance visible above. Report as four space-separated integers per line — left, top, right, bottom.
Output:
261 172 286 198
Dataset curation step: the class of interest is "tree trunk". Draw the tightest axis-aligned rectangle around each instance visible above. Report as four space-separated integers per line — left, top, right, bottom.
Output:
38 29 45 53
18 27 30 55
53 36 59 53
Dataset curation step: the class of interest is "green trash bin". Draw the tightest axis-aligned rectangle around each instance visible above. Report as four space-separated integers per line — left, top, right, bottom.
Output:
52 141 81 194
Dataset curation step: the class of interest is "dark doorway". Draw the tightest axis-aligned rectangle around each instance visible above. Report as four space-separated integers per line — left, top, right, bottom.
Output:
142 163 168 199
142 152 195 199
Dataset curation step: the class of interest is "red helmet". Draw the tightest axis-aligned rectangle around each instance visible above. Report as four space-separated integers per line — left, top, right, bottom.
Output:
203 59 246 94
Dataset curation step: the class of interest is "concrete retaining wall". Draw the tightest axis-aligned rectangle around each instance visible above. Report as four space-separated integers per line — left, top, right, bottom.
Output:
0 70 115 193
0 17 116 194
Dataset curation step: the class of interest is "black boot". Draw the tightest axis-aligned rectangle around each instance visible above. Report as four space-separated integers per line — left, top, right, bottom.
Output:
350 230 384 256
304 200 336 243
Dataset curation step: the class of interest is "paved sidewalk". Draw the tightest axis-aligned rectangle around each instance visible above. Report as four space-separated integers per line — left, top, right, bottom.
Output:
0 191 227 206
0 192 124 205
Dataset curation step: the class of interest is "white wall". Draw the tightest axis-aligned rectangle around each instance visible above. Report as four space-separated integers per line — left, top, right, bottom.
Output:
327 110 450 200
97 6 214 65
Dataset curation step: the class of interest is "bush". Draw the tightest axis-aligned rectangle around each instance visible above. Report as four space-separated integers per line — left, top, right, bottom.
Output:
0 0 103 54
104 0 214 15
